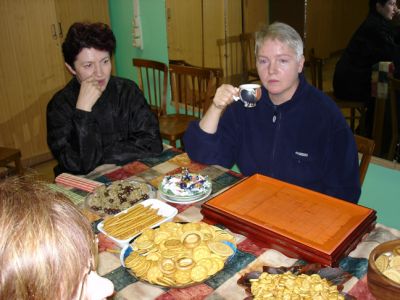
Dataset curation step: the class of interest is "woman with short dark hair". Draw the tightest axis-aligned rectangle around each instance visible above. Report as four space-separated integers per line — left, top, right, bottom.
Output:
47 22 163 176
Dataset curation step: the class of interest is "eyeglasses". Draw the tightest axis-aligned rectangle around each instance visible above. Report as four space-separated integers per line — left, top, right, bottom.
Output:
76 236 98 300
77 261 95 300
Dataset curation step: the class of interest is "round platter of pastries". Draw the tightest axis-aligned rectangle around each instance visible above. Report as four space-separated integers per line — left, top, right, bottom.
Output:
121 221 236 287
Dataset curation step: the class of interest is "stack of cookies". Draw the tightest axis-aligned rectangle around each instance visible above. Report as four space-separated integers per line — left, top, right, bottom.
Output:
124 221 236 287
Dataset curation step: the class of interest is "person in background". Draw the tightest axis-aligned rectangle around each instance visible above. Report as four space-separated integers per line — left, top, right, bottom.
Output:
333 0 400 137
183 22 361 203
0 177 114 299
47 22 163 176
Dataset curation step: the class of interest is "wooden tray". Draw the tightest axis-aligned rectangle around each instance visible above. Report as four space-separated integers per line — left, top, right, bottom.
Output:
201 174 376 266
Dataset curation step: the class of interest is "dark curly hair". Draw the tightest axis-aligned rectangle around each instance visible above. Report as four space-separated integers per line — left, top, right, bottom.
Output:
369 0 391 12
62 22 116 69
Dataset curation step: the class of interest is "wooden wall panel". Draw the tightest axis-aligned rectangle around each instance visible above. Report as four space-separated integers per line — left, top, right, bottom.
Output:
0 0 66 163
243 0 269 33
269 0 305 39
306 0 368 58
166 0 203 66
0 0 111 164
203 0 225 68
55 0 111 81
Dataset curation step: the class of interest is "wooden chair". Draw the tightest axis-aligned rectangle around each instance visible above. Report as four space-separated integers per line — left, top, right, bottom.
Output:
159 64 220 148
306 48 323 90
308 49 367 133
354 134 375 185
133 58 168 117
0 147 23 177
168 60 224 89
240 32 259 83
387 76 400 161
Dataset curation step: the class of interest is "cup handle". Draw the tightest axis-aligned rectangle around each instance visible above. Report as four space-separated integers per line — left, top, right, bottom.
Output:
233 95 240 101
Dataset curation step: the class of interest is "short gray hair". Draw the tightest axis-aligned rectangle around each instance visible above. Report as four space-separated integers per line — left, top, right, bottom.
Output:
255 22 303 61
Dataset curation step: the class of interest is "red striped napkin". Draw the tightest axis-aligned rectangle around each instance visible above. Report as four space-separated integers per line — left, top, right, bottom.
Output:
55 173 104 193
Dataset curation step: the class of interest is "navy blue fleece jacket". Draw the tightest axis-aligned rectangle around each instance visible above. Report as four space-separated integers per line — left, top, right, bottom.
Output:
183 75 361 203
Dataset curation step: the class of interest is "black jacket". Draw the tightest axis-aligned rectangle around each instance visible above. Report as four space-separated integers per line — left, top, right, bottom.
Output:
333 11 400 101
47 76 163 175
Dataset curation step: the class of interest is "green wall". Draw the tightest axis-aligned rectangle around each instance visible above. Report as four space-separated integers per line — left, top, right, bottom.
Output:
108 0 400 230
109 0 168 82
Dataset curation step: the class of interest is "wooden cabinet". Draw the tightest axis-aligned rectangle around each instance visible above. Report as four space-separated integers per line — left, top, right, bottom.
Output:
0 0 109 165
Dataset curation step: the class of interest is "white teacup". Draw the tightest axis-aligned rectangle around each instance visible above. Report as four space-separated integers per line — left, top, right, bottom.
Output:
233 84 262 107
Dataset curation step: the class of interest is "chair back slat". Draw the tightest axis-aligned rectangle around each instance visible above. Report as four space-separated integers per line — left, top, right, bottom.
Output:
169 64 218 118
354 134 375 185
132 58 168 117
217 35 245 86
240 32 259 82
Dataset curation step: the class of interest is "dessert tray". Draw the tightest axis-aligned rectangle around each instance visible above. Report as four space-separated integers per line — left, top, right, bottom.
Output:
159 169 212 204
120 221 236 288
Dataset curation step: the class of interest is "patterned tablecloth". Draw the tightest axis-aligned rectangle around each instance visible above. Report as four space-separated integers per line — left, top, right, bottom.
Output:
54 146 400 300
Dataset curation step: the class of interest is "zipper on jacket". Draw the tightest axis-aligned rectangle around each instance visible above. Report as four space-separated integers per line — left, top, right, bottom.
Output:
270 106 280 177
272 108 277 123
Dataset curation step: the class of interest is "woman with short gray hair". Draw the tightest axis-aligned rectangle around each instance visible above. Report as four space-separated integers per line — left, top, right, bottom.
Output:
184 22 361 204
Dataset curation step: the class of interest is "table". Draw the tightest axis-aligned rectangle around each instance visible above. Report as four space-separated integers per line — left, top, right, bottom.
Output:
371 61 395 156
54 147 400 299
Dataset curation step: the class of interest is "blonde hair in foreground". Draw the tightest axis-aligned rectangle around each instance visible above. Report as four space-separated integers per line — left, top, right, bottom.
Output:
0 177 95 299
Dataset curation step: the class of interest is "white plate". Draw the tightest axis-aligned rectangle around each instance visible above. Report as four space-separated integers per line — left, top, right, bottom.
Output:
159 188 212 204
97 199 178 247
159 173 212 198
159 187 209 201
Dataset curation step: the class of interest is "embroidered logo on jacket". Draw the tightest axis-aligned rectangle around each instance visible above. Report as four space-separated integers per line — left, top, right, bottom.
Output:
295 151 309 157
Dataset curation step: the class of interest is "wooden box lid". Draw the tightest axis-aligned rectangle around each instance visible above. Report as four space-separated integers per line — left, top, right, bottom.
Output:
201 174 376 266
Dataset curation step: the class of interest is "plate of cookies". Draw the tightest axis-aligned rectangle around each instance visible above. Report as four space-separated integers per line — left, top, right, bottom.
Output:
85 180 156 216
120 221 236 287
97 199 178 247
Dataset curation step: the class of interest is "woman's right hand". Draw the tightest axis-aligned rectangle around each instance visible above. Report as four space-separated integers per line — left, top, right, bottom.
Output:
199 84 239 134
76 75 103 112
211 84 240 110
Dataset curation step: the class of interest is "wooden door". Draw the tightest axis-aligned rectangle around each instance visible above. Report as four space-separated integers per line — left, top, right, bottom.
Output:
0 0 66 164
166 0 203 66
